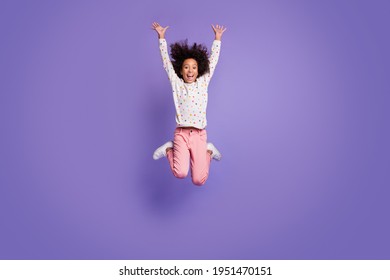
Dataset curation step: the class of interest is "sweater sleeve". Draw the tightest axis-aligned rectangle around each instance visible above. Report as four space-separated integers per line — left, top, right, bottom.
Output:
205 40 221 83
159 39 178 82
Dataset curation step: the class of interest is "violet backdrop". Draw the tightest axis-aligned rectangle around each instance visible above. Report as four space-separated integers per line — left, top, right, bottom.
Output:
1 0 389 259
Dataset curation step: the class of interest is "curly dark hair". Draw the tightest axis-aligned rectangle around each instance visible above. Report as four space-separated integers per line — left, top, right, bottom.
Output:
170 39 210 79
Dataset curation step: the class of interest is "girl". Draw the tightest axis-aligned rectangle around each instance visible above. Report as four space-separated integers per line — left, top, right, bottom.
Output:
151 22 226 186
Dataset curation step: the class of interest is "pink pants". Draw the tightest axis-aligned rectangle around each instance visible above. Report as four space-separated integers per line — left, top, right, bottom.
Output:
166 127 211 186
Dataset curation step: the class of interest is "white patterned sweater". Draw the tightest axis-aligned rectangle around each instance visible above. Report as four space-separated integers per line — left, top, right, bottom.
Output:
159 38 221 129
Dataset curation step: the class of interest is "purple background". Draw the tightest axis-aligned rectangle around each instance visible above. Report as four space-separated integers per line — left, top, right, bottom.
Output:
1 0 389 259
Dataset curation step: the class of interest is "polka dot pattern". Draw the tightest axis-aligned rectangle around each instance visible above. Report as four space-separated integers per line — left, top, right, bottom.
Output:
159 39 221 129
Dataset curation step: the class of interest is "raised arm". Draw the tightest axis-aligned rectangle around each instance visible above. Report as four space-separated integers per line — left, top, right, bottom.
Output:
151 22 178 82
206 24 227 82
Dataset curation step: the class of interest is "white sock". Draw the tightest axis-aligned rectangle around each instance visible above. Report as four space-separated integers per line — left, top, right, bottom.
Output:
153 141 173 160
207 142 222 161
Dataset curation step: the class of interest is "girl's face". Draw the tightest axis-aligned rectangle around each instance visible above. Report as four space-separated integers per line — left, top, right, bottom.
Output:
180 58 198 83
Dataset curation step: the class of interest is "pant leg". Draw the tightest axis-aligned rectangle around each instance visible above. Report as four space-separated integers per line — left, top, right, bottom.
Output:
166 128 190 179
189 129 211 186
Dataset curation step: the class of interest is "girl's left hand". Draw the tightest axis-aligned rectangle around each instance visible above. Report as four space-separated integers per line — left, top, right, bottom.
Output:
211 24 227 40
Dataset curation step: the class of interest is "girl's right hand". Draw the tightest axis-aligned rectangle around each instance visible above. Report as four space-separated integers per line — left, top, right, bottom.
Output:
151 22 169 39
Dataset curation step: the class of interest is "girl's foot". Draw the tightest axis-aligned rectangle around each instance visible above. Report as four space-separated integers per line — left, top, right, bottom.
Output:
153 141 173 160
207 142 222 161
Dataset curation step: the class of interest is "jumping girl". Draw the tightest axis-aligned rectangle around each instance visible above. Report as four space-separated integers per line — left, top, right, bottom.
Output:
151 22 227 186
